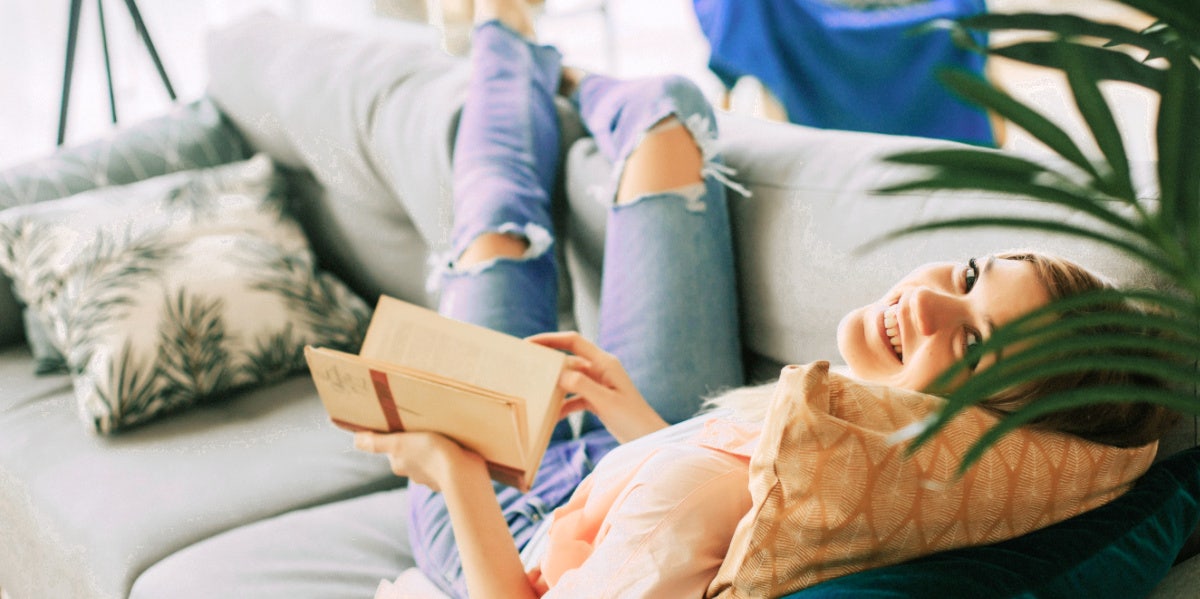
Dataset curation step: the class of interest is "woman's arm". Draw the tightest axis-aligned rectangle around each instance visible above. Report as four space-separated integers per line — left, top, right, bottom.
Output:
527 331 669 443
354 432 539 599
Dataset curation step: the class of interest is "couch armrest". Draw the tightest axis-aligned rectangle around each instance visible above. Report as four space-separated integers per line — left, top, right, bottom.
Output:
0 98 251 347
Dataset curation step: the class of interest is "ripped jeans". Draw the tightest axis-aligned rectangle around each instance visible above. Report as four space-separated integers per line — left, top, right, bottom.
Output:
409 21 744 598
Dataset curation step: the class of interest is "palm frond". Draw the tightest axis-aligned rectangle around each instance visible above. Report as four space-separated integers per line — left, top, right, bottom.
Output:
1060 44 1136 201
958 12 1175 57
1155 47 1200 269
864 217 1177 280
880 150 1148 228
957 385 1198 473
878 0 1200 473
938 69 1102 181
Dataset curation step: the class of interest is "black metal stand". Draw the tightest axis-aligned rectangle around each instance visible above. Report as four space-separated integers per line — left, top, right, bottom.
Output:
57 0 177 146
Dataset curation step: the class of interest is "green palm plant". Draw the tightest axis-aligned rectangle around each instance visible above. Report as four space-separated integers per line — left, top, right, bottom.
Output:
876 0 1199 467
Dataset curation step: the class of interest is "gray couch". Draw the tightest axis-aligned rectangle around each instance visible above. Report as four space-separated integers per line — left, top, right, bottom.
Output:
1 13 1197 599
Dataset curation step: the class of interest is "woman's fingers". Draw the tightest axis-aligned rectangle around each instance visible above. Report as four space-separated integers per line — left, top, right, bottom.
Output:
529 331 632 388
527 331 607 362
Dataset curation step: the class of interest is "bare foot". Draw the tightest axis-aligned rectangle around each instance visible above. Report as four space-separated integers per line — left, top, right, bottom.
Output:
474 0 537 39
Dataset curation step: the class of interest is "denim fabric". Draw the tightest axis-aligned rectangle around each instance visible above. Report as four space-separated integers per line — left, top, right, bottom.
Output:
410 22 744 599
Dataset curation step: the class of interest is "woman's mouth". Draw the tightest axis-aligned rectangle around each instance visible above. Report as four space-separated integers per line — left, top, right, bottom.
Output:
883 303 903 363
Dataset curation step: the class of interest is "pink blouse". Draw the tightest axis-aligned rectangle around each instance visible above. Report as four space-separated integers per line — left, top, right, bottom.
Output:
530 415 760 598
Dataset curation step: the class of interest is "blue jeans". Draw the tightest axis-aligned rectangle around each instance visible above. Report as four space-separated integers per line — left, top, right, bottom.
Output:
409 21 743 598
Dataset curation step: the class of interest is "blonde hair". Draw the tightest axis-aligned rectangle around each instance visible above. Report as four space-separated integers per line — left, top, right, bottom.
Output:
707 251 1179 446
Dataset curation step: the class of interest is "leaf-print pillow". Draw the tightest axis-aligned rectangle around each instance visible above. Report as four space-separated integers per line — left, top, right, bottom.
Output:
706 362 1158 599
0 155 370 433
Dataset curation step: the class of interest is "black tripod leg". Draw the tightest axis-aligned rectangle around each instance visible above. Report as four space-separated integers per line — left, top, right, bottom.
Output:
98 0 118 123
122 0 176 100
57 0 84 146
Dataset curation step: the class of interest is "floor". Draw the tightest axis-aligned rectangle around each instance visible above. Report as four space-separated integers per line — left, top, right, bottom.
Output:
0 0 1158 171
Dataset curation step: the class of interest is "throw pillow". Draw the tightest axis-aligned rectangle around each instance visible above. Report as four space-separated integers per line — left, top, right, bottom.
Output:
0 154 370 433
778 445 1200 599
706 362 1158 598
0 99 250 349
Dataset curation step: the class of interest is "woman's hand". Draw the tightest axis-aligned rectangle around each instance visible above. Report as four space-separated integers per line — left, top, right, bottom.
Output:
527 331 668 443
354 430 486 492
356 430 539 599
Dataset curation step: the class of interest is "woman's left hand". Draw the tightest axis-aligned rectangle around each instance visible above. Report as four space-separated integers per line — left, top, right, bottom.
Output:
353 430 485 492
527 331 669 443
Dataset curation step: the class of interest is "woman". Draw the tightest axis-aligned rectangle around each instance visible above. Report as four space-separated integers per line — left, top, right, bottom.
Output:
356 2 1176 597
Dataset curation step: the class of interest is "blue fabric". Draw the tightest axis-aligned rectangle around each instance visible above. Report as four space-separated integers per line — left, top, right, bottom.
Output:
693 0 994 145
780 445 1200 598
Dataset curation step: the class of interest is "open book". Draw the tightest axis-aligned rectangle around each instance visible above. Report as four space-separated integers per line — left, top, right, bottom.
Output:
304 296 567 492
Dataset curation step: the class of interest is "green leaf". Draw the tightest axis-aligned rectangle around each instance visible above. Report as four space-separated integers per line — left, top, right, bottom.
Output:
955 384 1197 472
1119 0 1200 44
1155 48 1200 266
993 42 1167 90
939 70 1101 181
922 288 1200 397
960 12 1174 56
866 217 1169 275
1059 44 1137 201
878 158 1147 235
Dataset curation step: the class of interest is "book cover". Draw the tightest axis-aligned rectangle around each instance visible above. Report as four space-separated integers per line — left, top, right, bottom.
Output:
305 296 566 491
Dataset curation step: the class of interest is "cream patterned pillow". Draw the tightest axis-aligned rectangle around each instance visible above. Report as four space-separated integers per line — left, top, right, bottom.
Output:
706 362 1157 598
0 155 370 433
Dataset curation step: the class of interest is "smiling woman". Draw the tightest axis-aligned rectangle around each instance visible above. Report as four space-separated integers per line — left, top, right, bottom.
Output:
833 249 1179 447
837 253 1051 393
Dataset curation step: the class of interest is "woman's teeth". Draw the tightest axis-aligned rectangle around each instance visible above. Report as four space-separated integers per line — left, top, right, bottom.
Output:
884 304 903 361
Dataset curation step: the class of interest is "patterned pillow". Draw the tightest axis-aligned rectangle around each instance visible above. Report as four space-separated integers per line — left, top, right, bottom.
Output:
0 155 370 433
706 362 1158 598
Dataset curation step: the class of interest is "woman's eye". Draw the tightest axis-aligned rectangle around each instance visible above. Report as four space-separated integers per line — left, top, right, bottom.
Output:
964 329 982 371
963 257 978 293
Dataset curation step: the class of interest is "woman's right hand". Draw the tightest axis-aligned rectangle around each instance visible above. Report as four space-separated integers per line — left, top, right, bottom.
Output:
354 430 486 492
527 331 668 444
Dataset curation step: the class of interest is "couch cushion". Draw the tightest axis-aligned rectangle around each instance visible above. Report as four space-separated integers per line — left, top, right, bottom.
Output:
206 14 585 313
779 445 1200 599
206 14 451 307
0 100 249 349
0 345 400 598
707 362 1158 598
564 111 1197 454
130 488 413 599
0 155 371 433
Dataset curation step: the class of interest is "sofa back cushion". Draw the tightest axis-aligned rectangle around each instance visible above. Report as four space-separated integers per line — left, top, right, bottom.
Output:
205 13 585 312
565 112 1196 455
0 100 248 348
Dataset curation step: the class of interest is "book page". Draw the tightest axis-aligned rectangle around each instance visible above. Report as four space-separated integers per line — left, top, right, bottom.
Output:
359 296 566 456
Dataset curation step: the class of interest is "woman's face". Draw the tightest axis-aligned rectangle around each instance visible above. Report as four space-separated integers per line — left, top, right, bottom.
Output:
837 256 1051 392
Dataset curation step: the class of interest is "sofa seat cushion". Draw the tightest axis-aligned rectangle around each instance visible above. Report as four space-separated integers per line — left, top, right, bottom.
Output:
130 488 413 599
0 345 401 598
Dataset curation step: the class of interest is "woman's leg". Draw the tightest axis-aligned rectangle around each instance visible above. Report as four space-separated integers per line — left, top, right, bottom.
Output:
407 12 617 599
574 73 746 426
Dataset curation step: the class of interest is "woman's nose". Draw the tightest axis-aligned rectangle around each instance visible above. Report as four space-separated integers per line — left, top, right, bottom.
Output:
909 286 964 336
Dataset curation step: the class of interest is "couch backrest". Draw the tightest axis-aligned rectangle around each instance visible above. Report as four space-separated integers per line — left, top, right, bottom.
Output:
565 112 1194 455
